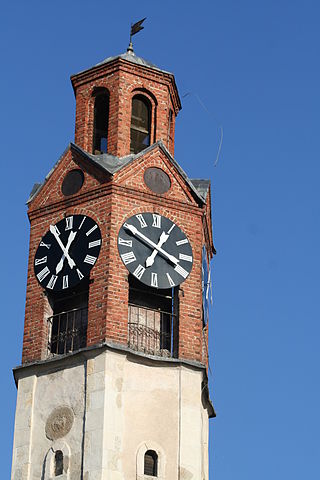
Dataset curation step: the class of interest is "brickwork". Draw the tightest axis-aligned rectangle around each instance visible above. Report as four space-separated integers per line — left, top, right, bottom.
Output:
71 58 180 157
22 56 213 368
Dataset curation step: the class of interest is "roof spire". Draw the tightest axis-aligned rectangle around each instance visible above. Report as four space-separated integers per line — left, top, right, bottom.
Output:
127 17 146 54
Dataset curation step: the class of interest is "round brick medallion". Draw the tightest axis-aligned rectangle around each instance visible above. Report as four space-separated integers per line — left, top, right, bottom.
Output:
45 406 74 440
144 167 171 194
61 169 84 196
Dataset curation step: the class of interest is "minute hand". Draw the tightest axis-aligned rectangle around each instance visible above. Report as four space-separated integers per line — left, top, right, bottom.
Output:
50 225 76 269
124 224 179 266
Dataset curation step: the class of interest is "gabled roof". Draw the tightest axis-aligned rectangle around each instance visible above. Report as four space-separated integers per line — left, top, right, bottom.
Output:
27 141 210 206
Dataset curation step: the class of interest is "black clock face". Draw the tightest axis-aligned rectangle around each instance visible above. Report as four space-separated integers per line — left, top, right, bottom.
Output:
34 215 102 292
118 212 193 289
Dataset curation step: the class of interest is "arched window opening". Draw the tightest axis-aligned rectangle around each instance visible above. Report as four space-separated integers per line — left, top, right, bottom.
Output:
54 450 63 476
47 278 89 355
93 90 109 154
144 450 158 477
128 275 179 358
130 95 151 154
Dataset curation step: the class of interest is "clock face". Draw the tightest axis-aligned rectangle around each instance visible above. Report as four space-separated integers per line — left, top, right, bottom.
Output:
34 214 102 292
118 212 193 289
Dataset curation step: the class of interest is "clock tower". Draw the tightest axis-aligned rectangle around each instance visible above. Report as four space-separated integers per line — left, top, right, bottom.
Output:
11 46 215 479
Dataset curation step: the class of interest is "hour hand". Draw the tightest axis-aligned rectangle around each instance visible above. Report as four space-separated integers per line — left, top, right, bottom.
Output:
124 223 179 266
55 231 77 274
50 225 76 269
145 231 169 267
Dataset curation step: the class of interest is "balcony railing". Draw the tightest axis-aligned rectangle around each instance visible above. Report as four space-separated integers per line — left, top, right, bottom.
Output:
47 307 88 355
128 304 178 358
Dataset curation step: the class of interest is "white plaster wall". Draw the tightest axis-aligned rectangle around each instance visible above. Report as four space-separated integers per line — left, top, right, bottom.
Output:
11 348 210 480
11 361 86 480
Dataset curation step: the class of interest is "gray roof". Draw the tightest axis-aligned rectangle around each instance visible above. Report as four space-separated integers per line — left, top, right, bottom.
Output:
73 50 172 78
73 144 135 175
189 179 211 200
27 141 209 205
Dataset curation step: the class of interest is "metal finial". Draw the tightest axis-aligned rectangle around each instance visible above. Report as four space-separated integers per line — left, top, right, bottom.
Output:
127 41 134 54
128 17 146 53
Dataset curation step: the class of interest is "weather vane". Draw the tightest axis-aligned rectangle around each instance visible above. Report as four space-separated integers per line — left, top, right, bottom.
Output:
127 17 146 53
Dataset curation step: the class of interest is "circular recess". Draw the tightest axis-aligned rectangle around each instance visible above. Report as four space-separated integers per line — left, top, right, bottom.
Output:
61 169 84 196
144 167 171 194
45 406 74 440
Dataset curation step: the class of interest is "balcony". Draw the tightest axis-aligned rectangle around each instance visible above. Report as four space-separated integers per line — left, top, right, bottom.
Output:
47 307 88 355
128 304 178 358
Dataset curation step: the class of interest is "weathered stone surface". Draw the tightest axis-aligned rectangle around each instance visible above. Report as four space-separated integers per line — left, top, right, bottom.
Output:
45 406 74 440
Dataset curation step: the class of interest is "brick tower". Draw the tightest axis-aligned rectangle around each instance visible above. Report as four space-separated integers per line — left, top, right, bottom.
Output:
11 45 215 480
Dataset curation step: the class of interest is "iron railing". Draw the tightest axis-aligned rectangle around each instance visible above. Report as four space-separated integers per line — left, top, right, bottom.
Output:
47 307 88 355
128 304 178 358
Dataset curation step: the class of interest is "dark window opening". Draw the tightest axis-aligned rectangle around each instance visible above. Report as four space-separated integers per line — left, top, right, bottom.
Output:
54 450 63 476
144 450 158 477
47 279 89 355
93 90 109 154
128 276 179 357
130 95 151 154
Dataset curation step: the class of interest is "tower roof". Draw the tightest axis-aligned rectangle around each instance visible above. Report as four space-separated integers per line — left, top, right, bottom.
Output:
73 49 172 78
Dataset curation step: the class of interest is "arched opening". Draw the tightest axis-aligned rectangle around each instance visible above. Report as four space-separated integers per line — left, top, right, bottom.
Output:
130 95 151 154
144 450 158 477
54 450 63 476
93 89 109 154
128 274 179 358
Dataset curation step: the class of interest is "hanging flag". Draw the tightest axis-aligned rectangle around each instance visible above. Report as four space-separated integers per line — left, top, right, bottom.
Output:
130 18 146 37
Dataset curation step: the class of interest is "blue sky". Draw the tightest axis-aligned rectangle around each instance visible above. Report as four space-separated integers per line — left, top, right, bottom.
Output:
1 0 320 478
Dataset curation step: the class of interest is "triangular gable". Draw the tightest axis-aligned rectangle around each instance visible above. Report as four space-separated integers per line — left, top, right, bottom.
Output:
27 144 111 211
27 141 208 210
113 142 206 207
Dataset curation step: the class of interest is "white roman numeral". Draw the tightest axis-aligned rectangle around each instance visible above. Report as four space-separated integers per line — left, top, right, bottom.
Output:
37 266 50 282
133 264 145 280
35 256 47 265
84 254 97 265
121 251 136 265
166 273 175 287
78 216 86 230
118 237 133 247
176 238 188 246
62 275 69 289
47 275 58 290
77 269 84 280
89 239 101 248
151 272 158 288
179 253 193 262
174 264 189 279
152 214 161 228
168 224 175 234
136 214 147 228
86 224 98 236
65 216 73 230
40 241 51 249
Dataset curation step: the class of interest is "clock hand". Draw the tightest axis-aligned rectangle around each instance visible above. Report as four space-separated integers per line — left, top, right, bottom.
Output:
55 230 77 274
124 223 179 266
145 230 169 267
50 225 76 269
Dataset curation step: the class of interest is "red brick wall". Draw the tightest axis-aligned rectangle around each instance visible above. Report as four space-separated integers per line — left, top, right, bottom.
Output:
22 58 213 367
71 58 180 158
23 145 212 366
